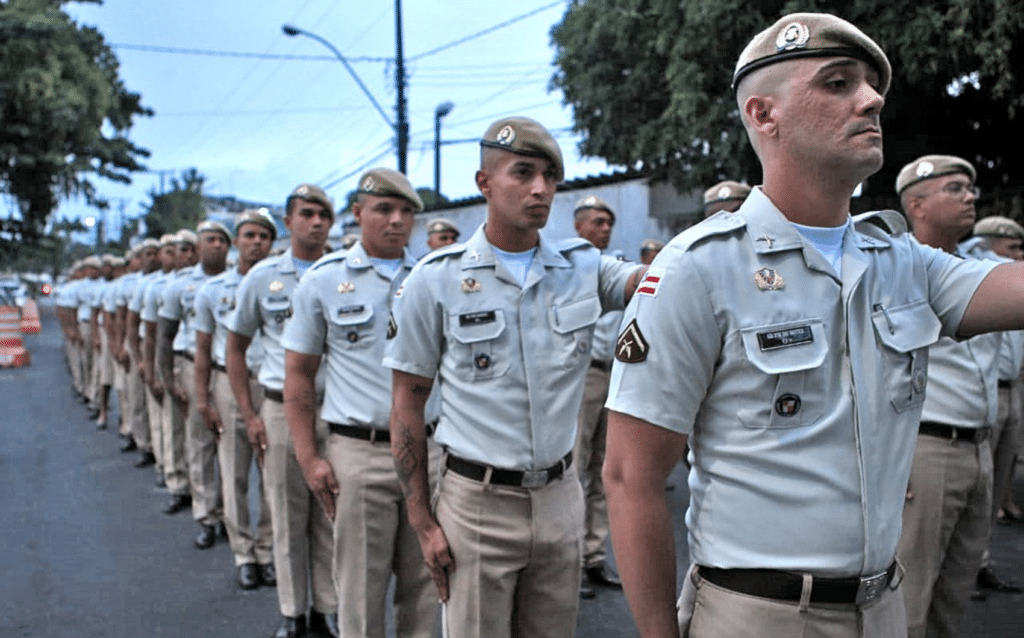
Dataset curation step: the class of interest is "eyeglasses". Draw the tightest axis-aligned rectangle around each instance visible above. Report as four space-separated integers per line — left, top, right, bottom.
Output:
934 181 980 199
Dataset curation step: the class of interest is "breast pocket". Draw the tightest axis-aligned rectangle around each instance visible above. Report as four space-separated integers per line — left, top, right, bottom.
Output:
739 319 829 428
327 304 376 351
549 296 602 369
260 297 292 328
872 300 938 412
448 309 510 381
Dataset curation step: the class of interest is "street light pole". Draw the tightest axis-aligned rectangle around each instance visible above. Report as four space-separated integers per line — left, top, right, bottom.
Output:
434 101 454 204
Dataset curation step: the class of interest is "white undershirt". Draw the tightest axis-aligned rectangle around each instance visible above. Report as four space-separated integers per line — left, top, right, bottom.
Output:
491 245 538 287
791 218 850 278
369 257 403 279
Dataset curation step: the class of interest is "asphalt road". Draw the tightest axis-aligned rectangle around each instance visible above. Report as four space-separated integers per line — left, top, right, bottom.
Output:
1 301 1021 637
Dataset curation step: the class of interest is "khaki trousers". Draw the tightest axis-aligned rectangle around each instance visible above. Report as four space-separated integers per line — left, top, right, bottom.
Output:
574 364 612 567
160 357 190 496
213 370 272 566
992 384 1022 519
326 432 440 638
898 433 993 638
125 349 151 452
261 398 336 617
97 327 114 388
145 383 165 478
78 321 93 399
436 467 584 638
685 566 907 638
178 356 221 527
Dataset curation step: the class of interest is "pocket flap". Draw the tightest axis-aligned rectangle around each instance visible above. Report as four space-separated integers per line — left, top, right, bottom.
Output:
871 300 940 353
550 296 601 334
741 319 829 374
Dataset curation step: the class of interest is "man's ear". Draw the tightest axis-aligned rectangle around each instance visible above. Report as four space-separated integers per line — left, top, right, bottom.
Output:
744 95 778 138
475 169 490 200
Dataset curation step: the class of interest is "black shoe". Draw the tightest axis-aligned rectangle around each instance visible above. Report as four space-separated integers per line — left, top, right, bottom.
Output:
273 615 306 638
162 493 191 515
579 578 596 599
155 475 166 488
194 524 216 549
96 419 108 430
977 567 1022 594
135 452 156 468
216 520 228 540
585 562 623 588
258 563 276 586
88 407 100 420
238 563 260 590
120 437 138 453
308 611 339 638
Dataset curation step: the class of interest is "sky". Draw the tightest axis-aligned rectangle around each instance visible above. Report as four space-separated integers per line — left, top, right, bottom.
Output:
50 0 617 239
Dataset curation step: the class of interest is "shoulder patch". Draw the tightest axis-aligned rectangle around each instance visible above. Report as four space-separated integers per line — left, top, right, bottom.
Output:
615 319 649 363
853 210 907 236
636 267 665 297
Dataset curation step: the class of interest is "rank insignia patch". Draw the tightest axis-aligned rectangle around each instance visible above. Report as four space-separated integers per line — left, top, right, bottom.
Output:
461 277 481 293
754 267 785 291
636 267 665 297
386 313 397 339
337 282 355 293
615 319 649 363
269 280 284 292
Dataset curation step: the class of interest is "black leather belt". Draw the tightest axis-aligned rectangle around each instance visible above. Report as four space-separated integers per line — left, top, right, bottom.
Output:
263 387 283 403
446 451 572 489
999 379 1012 389
174 350 194 362
211 362 226 373
698 562 897 606
328 421 437 442
589 359 611 372
919 421 991 444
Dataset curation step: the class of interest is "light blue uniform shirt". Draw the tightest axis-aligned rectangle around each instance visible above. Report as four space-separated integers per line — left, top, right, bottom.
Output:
228 248 324 393
76 278 101 322
160 264 215 355
606 187 997 576
283 242 436 427
139 272 172 324
194 268 264 372
384 224 635 470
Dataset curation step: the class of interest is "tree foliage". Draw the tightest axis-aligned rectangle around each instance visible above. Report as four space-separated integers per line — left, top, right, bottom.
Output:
0 0 151 242
142 169 207 239
551 0 1024 210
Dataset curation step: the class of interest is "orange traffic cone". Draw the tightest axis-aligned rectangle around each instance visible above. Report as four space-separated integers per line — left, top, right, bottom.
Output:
0 305 31 367
20 298 42 333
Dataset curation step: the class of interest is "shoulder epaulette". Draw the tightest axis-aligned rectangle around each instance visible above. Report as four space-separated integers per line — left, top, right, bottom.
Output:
420 242 466 265
853 210 907 236
554 237 593 253
309 251 347 271
673 212 746 253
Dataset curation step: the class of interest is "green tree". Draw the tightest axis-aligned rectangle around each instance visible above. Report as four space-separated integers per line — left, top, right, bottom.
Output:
142 169 207 238
0 0 151 243
551 0 1024 211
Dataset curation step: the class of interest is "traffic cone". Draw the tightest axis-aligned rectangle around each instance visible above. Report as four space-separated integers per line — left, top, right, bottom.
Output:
0 305 31 368
20 298 42 333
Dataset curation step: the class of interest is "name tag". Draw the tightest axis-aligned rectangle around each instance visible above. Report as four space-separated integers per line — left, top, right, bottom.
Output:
459 311 496 327
337 304 365 317
756 325 813 351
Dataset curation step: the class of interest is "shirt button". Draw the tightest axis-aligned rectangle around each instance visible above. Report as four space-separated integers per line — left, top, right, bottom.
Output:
347 331 359 343
474 353 491 370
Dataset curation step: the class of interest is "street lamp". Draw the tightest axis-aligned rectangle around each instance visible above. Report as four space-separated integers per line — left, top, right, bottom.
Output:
282 15 409 174
434 101 454 205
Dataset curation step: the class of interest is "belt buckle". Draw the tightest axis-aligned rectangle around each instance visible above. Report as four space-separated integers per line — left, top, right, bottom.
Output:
855 571 887 606
520 470 548 489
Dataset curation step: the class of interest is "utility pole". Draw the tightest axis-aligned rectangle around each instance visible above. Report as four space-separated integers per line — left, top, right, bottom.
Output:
395 0 408 174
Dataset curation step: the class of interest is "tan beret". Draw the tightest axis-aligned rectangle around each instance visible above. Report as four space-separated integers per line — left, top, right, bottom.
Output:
574 195 615 222
196 219 232 241
175 229 197 246
159 234 178 247
703 181 752 205
100 254 118 266
234 208 278 241
357 167 424 212
140 238 161 251
974 216 1024 240
895 155 975 195
340 233 360 249
287 183 334 218
81 256 103 269
426 218 459 236
640 238 665 253
480 116 564 182
734 13 891 96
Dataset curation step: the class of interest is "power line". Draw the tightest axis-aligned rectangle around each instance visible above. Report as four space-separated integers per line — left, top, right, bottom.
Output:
407 1 565 61
110 43 390 63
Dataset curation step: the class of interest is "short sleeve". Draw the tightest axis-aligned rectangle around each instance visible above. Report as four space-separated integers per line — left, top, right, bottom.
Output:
382 264 443 378
158 278 184 321
280 271 327 356
227 268 262 338
917 241 999 336
193 280 217 336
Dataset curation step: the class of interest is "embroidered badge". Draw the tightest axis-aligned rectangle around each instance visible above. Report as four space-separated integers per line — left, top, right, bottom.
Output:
386 314 397 339
461 277 482 293
717 186 732 200
337 282 355 293
775 393 802 417
361 176 376 191
615 319 649 363
754 267 785 291
776 22 810 51
915 161 934 178
269 280 284 292
582 195 598 207
495 125 516 146
636 267 665 297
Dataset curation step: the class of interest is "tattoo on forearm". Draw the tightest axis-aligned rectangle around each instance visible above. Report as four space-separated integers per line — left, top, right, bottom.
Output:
285 386 317 420
394 423 425 502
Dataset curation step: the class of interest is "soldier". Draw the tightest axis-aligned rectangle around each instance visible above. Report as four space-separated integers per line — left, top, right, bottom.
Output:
702 180 751 217
77 256 103 419
159 221 230 549
54 263 88 402
639 238 665 266
425 217 460 250
92 254 123 430
284 168 439 638
972 216 1024 261
385 116 643 638
571 194 624 599
602 13 1024 638
226 184 338 638
194 210 276 588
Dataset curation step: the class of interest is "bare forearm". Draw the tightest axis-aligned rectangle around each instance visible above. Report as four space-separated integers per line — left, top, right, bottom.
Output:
226 332 257 419
156 318 177 387
194 333 214 407
127 313 142 359
390 371 435 528
283 363 320 464
960 262 1024 337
